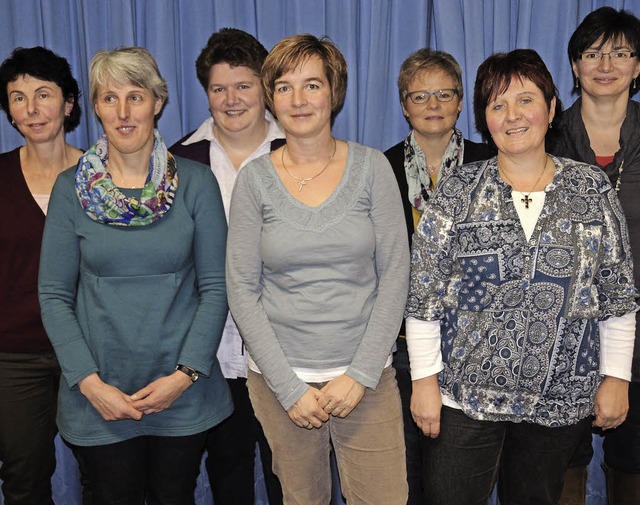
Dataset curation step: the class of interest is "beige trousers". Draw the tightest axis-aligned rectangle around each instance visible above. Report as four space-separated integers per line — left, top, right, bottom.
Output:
248 366 408 505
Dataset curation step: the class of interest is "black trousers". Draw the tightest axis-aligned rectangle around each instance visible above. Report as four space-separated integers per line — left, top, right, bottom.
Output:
0 351 60 505
205 377 283 505
422 406 591 505
568 382 640 473
604 382 640 472
68 433 207 505
393 338 425 505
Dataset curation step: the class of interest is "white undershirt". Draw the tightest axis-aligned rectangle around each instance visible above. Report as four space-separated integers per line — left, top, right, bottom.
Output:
512 189 544 240
32 194 50 215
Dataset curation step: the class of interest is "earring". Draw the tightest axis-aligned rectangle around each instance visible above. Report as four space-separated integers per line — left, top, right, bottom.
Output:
574 77 580 90
548 122 553 129
633 78 637 91
11 118 15 126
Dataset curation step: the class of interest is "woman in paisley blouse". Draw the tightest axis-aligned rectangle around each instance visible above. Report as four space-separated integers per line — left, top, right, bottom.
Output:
406 48 637 505
551 8 640 504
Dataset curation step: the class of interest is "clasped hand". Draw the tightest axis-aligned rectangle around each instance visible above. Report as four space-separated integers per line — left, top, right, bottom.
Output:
286 374 366 429
79 371 193 421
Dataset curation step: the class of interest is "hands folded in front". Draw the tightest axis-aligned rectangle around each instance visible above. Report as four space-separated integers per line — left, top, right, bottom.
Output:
78 371 193 421
287 374 366 429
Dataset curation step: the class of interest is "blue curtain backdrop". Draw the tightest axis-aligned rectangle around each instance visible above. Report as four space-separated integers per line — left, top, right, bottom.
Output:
2 0 638 154
1 0 639 504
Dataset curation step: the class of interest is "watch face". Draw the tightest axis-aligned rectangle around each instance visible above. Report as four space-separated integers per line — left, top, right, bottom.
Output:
177 365 199 382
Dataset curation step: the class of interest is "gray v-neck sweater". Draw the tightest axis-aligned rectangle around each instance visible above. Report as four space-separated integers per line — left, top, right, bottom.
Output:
227 142 409 410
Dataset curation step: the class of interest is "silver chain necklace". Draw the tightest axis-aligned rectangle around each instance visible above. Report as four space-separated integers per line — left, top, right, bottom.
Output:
281 139 337 192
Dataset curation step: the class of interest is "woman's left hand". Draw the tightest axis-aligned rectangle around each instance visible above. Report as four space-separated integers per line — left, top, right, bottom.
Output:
319 374 366 418
593 376 630 430
130 372 193 415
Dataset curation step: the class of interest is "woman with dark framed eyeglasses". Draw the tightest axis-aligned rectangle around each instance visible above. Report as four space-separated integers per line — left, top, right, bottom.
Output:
551 7 640 504
383 48 492 505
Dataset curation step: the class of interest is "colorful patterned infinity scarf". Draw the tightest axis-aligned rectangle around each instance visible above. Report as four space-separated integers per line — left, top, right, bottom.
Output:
75 129 178 226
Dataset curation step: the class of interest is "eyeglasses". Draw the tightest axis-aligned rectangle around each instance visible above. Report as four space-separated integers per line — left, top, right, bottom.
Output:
405 88 459 104
578 50 637 62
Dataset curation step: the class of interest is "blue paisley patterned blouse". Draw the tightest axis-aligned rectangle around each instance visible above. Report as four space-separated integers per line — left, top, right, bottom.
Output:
406 156 637 427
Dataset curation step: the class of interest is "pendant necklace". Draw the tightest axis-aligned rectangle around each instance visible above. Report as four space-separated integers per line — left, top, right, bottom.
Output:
615 160 625 193
499 156 549 209
281 139 337 192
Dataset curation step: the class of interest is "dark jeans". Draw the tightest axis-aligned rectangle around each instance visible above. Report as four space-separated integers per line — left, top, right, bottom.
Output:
393 337 425 505
0 351 60 505
68 432 207 505
604 382 640 473
422 406 591 505
205 377 283 505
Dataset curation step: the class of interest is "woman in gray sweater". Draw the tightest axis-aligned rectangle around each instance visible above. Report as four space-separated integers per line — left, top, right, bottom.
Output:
226 34 409 505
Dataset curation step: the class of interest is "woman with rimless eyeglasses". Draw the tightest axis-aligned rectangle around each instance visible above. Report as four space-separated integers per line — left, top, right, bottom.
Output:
551 7 640 504
383 48 492 504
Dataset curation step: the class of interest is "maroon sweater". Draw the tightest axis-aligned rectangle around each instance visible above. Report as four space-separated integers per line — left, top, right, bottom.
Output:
0 147 52 352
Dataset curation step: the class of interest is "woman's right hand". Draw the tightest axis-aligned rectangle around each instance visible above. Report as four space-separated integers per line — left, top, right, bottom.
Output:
78 373 143 421
287 387 329 429
411 374 442 438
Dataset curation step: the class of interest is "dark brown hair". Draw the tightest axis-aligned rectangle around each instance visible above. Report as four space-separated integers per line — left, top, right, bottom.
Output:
568 7 640 95
474 49 560 144
195 28 268 91
0 46 81 132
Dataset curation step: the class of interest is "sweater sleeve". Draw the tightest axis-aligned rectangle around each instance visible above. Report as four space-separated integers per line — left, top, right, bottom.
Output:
39 170 98 388
226 163 308 410
175 162 228 376
595 172 638 320
345 150 410 389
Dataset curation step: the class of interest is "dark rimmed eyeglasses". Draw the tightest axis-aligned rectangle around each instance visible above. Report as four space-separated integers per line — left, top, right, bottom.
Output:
578 50 638 62
405 88 459 104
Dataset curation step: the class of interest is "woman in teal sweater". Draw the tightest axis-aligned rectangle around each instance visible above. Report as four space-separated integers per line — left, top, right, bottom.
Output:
38 47 231 505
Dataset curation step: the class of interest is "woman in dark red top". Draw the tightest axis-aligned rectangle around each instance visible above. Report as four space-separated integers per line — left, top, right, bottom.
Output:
0 46 82 505
551 7 640 505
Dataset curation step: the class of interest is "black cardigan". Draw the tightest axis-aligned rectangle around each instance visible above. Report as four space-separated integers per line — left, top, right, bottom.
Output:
384 138 494 249
551 99 640 382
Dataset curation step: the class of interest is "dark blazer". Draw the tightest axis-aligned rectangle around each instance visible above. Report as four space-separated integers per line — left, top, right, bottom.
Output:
384 138 494 248
169 131 286 165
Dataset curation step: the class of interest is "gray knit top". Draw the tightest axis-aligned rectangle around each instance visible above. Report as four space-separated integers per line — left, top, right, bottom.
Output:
227 142 409 410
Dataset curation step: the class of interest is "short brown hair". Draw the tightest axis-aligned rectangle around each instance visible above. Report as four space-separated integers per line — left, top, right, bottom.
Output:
474 49 560 144
195 28 268 91
397 48 464 103
568 7 640 96
262 34 347 122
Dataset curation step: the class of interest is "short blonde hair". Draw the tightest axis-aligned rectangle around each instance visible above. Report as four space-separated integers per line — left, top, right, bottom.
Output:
397 49 463 104
89 46 168 110
262 34 347 122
